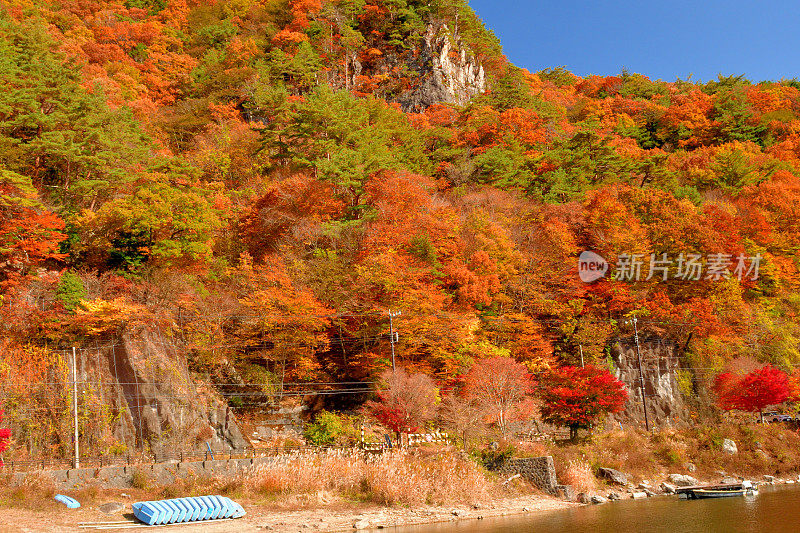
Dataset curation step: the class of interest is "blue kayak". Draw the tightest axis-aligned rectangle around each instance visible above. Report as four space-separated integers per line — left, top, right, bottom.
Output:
132 496 246 525
54 494 80 509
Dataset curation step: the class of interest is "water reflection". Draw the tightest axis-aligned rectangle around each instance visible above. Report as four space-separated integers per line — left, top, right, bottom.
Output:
390 485 800 533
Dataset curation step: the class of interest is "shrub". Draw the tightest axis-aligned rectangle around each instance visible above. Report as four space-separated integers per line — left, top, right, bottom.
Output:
130 468 153 490
303 411 359 447
56 271 86 312
107 441 128 456
475 441 516 470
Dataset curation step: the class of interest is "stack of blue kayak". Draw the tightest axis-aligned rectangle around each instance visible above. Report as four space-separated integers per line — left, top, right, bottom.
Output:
132 495 246 525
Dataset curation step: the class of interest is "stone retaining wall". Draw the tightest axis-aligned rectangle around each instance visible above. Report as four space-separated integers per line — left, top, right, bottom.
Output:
498 456 565 495
11 456 289 490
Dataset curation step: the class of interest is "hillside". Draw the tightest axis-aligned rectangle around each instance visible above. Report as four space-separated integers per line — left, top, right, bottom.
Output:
2 0 800 457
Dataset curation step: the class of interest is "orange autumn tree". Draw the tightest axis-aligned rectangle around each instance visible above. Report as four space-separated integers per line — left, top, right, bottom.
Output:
0 170 67 291
232 254 332 385
464 357 533 438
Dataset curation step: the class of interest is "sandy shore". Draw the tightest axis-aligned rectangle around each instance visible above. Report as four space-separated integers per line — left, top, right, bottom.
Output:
0 494 577 532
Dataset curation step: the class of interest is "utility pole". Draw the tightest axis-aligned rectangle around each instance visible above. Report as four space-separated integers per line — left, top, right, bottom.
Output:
632 317 650 432
579 344 585 368
388 310 401 371
72 347 80 469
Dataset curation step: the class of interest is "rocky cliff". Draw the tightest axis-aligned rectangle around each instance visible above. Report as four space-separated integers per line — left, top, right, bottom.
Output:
395 24 487 111
341 23 487 112
78 326 247 456
612 336 690 428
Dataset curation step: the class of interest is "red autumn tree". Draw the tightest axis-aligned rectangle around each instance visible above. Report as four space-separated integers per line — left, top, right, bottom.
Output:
363 368 437 438
713 365 790 422
538 365 628 441
0 409 10 467
464 357 533 438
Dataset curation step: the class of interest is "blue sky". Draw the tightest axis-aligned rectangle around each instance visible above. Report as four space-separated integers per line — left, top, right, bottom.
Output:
468 0 800 82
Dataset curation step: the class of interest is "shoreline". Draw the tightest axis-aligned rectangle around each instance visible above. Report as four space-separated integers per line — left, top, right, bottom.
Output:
0 493 578 532
2 474 797 531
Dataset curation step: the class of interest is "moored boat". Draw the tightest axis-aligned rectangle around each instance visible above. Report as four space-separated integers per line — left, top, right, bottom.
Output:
676 480 758 499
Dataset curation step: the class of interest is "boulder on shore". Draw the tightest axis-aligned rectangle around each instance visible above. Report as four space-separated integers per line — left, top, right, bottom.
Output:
668 473 699 487
599 467 629 485
660 482 677 494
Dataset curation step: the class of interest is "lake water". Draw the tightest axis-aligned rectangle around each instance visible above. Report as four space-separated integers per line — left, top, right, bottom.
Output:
391 485 800 533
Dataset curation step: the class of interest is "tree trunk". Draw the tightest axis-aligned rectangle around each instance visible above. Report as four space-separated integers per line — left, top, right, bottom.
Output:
569 425 578 442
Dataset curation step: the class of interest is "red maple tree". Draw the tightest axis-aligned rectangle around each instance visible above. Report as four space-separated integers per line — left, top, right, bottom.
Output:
538 365 628 441
0 410 10 467
713 364 789 422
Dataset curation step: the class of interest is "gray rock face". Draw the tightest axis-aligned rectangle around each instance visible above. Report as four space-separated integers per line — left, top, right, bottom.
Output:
722 438 738 454
577 492 592 504
630 491 648 499
591 494 608 504
668 473 699 487
607 492 621 500
660 482 677 494
74 326 247 456
611 337 689 427
599 467 629 485
395 24 486 112
721 477 739 484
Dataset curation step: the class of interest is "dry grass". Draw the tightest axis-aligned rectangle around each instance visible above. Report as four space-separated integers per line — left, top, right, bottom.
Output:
0 449 505 511
0 472 58 509
550 429 665 482
244 449 495 506
548 423 800 486
686 422 800 478
560 459 597 493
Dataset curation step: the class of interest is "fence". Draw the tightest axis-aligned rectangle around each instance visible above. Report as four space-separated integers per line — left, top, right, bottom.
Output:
407 430 450 446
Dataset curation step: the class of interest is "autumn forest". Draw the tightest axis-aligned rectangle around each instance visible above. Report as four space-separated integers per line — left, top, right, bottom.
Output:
2 0 800 458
